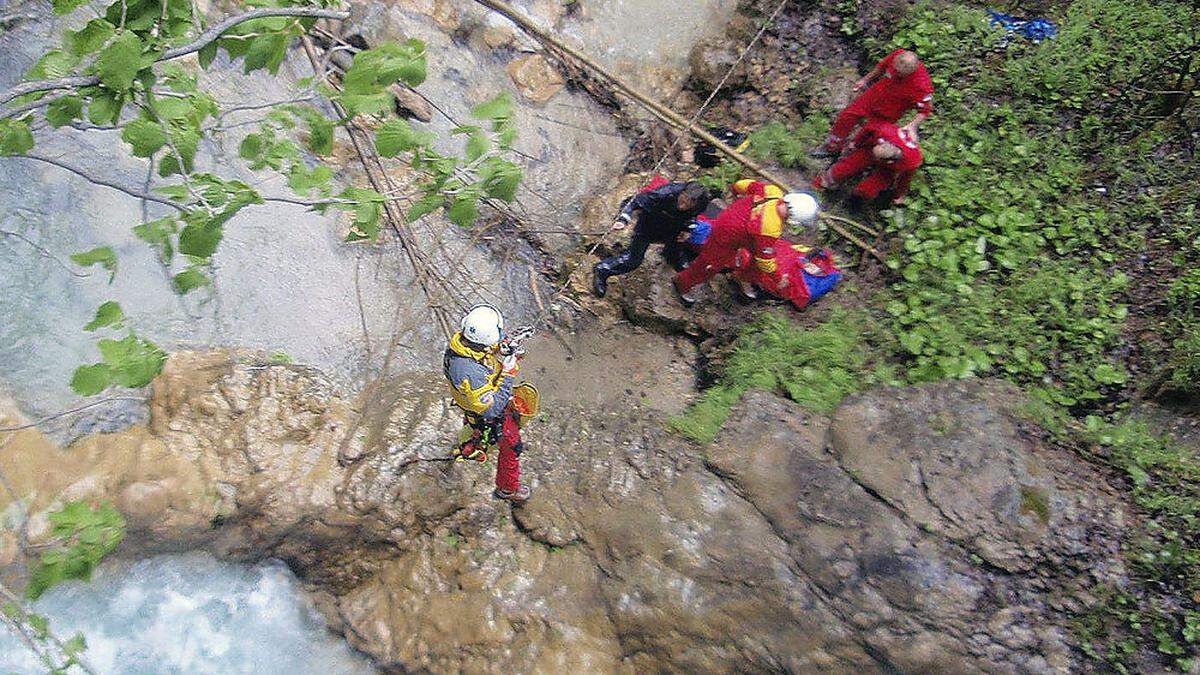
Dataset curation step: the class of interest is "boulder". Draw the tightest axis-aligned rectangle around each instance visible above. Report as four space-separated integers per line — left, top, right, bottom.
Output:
687 37 748 93
506 54 566 103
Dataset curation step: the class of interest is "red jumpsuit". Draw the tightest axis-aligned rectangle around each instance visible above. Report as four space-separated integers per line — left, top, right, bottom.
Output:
733 243 842 310
816 120 923 200
674 180 787 294
828 49 933 150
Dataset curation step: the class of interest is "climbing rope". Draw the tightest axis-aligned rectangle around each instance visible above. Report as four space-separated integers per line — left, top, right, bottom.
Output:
506 0 794 335
651 0 790 175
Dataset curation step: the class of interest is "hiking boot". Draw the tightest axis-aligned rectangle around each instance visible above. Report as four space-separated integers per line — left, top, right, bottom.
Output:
592 264 609 298
494 485 532 503
673 281 697 308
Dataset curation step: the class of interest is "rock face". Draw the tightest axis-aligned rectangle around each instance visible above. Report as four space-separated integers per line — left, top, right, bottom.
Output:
1 351 1129 673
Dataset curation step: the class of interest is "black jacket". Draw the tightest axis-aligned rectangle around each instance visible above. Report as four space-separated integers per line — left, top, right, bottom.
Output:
617 182 711 243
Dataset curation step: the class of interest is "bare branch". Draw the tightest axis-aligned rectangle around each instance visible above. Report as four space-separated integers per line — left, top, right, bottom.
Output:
0 396 147 434
0 7 351 107
0 229 91 277
14 154 187 212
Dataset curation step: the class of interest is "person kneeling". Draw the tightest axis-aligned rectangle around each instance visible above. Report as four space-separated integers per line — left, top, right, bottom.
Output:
812 120 923 206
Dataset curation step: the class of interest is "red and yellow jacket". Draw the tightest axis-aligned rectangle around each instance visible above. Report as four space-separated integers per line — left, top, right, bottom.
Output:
731 179 786 275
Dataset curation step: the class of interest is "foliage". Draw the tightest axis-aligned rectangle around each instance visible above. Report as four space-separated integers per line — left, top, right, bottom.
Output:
1070 418 1200 671
69 301 167 395
0 597 92 674
1163 323 1200 396
672 310 894 442
3 0 527 396
27 501 127 600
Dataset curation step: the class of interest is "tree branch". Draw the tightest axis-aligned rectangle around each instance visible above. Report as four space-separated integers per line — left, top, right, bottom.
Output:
0 229 91 277
14 154 187 211
0 7 351 107
0 396 147 434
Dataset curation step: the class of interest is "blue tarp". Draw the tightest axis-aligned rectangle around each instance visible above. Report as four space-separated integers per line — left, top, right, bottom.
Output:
987 10 1058 43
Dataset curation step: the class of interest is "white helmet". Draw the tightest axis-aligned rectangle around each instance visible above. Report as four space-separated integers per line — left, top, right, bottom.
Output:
461 304 504 347
783 192 820 227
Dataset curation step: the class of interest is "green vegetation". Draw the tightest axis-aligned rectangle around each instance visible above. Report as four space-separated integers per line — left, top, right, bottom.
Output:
687 0 1198 667
2 0 526 396
1065 417 1200 671
27 501 126 600
671 310 895 442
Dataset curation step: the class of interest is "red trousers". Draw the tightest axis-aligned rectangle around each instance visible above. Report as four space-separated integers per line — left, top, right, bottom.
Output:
828 148 895 199
674 241 741 293
829 90 902 147
461 408 523 492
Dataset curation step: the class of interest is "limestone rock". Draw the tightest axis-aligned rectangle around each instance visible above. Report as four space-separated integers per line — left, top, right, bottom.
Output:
506 54 566 103
1 353 1129 673
688 37 748 93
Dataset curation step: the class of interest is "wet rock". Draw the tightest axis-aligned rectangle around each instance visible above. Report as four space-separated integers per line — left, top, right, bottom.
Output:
688 37 748 93
828 380 1060 572
506 53 566 103
1 355 1128 672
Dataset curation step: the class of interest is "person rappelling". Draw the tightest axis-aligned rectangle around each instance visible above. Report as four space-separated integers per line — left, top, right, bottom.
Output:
443 304 538 504
592 177 713 298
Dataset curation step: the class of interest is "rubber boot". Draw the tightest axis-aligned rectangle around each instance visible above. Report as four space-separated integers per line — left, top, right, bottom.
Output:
592 264 609 298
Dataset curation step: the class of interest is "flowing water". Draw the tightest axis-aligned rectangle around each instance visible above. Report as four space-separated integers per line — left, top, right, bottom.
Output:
0 0 735 668
0 553 374 674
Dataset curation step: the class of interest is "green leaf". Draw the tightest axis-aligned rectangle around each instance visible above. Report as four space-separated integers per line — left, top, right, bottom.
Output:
84 301 125 331
95 31 145 92
132 217 176 262
448 193 480 227
98 335 167 388
406 194 443 222
286 163 332 196
46 95 85 128
243 33 289 75
0 119 34 156
466 132 490 162
87 90 123 125
470 92 513 121
304 115 334 156
172 268 210 294
70 364 112 396
28 50 79 79
198 41 218 69
478 158 522 202
120 118 167 157
63 634 86 656
65 19 117 57
375 119 431 157
51 0 90 15
70 246 118 282
29 500 126 598
343 39 427 95
178 223 223 259
340 92 393 116
239 132 264 161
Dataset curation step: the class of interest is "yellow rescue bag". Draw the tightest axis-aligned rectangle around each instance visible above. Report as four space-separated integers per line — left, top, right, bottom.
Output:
511 382 540 426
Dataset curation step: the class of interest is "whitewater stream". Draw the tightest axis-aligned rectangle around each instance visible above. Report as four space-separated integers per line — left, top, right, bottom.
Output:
0 553 373 674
